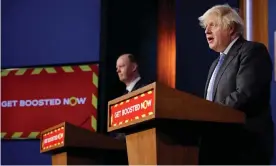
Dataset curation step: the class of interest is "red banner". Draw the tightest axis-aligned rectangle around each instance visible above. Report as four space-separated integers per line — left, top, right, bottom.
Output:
109 90 155 127
1 64 98 139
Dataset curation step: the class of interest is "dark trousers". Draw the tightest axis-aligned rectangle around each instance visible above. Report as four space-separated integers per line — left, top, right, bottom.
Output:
198 129 273 165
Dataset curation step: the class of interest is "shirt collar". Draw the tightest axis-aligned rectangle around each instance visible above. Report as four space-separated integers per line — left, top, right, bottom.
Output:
126 76 141 92
221 36 239 55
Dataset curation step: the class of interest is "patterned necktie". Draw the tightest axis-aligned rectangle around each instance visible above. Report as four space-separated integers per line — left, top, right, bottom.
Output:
206 53 225 101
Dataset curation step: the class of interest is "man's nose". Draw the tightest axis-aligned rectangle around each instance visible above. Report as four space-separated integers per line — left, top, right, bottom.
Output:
205 26 211 34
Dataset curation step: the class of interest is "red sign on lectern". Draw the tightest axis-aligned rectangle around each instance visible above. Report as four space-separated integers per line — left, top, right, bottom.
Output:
109 90 155 127
41 126 65 150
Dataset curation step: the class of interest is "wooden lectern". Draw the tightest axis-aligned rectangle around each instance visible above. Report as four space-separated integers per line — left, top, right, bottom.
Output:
40 122 128 165
107 82 245 165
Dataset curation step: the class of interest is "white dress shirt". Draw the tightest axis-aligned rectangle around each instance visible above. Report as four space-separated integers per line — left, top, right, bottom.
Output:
126 76 141 92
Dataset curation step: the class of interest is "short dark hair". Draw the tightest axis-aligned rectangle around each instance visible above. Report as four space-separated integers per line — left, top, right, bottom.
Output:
128 54 137 64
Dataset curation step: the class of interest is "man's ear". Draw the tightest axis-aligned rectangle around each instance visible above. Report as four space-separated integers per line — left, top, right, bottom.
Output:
229 24 235 36
132 63 138 72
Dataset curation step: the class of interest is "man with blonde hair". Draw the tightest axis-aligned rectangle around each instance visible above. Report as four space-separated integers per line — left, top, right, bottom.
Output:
198 4 274 165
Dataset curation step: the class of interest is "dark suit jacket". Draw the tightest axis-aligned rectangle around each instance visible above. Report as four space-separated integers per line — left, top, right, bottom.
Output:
200 37 274 164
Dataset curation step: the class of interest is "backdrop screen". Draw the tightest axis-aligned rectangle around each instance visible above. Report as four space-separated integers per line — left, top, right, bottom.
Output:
1 0 101 68
1 64 99 139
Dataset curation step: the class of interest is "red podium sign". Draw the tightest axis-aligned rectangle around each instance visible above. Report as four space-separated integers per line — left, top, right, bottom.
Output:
41 126 65 150
109 90 154 127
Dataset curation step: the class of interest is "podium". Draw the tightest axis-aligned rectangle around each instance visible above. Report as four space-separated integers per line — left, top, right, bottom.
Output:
107 82 245 165
40 122 128 165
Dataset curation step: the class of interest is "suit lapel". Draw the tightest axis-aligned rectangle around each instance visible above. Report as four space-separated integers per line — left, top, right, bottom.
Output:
212 37 244 100
204 59 219 98
131 79 141 92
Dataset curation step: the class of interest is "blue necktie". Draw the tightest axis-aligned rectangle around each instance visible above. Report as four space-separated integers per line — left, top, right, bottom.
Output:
206 53 225 101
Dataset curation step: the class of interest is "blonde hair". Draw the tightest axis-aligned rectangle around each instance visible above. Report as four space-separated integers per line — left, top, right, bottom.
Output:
198 4 244 35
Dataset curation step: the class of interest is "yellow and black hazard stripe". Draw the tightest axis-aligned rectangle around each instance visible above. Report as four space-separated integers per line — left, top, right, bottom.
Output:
91 115 97 132
1 65 99 78
1 132 40 139
1 115 97 139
